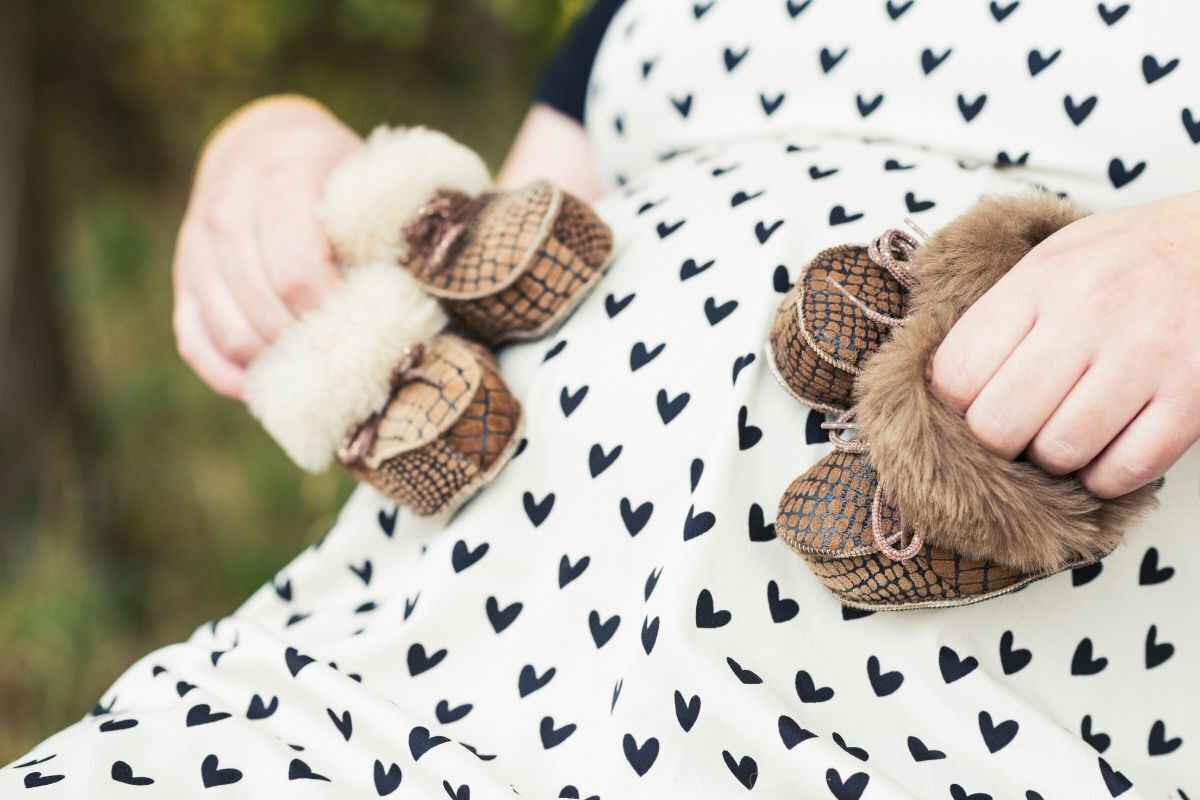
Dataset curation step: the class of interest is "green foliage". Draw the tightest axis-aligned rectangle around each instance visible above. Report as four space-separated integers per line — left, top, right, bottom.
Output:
1 0 576 763
338 0 434 46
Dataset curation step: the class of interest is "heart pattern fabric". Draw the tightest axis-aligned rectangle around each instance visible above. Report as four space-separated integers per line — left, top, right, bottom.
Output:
588 0 1200 214
4 1 1196 797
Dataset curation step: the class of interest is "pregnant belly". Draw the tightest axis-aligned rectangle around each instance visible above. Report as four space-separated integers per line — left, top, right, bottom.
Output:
498 131 1054 418
393 131 1197 798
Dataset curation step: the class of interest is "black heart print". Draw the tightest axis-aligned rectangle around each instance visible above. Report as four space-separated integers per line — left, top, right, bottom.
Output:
622 734 660 776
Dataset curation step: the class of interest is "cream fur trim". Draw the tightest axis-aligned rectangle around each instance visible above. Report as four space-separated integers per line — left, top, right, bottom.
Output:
320 125 491 268
245 264 448 472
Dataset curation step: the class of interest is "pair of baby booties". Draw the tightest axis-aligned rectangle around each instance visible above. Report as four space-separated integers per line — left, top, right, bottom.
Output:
769 194 1158 609
244 126 611 518
244 123 1156 610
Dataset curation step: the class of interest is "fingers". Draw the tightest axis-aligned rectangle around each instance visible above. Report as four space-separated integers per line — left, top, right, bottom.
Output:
923 197 1200 497
173 292 246 401
931 277 1037 413
175 183 333 387
207 198 296 343
172 219 260 390
1025 358 1153 475
962 324 1090 460
258 197 341 317
190 264 271 367
1079 396 1198 498
171 102 363 401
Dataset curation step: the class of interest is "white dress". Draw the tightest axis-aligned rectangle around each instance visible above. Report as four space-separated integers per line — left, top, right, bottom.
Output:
7 1 1198 797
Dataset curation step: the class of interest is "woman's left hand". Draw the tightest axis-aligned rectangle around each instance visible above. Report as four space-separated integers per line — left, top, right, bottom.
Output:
930 190 1200 499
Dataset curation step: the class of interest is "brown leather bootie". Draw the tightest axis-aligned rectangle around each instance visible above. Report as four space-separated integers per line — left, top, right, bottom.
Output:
767 230 917 414
336 333 522 519
320 126 612 346
402 181 612 345
774 195 1159 609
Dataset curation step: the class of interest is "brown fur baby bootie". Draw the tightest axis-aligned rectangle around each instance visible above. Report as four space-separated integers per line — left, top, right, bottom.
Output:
321 127 613 346
776 194 1160 609
767 229 919 414
245 127 528 518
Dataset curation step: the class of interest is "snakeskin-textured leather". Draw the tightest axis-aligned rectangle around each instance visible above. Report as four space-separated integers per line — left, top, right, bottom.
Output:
767 244 909 413
801 245 908 371
777 450 1061 610
767 292 854 415
338 334 523 518
406 181 612 345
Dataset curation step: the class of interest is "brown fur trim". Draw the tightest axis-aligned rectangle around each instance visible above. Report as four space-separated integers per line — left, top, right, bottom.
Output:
855 194 1158 573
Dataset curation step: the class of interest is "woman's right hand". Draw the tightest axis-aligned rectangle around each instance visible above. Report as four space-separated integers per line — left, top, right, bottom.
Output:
172 96 363 400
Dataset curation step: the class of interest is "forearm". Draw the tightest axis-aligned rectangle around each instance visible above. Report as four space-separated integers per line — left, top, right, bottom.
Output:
497 103 605 203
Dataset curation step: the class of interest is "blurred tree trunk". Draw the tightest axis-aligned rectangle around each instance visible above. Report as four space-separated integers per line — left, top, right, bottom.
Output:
0 0 30 381
0 0 85 545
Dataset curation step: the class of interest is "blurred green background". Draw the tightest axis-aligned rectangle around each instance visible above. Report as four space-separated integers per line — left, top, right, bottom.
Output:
0 0 579 762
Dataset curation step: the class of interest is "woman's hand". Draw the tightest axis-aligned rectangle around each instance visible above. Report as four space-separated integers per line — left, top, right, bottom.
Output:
931 191 1200 498
172 96 363 400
